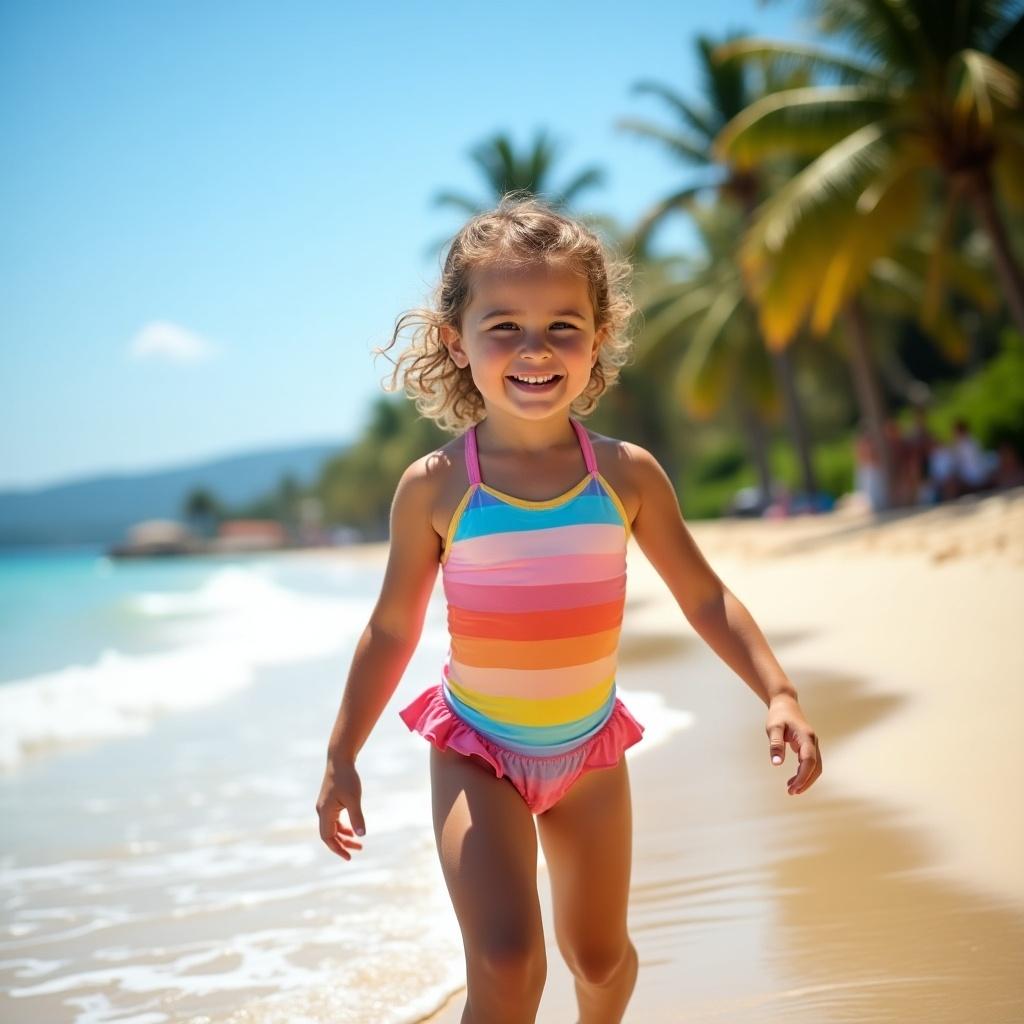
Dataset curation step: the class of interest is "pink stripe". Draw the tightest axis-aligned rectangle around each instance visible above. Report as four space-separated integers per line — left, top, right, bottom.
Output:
444 552 624 587
446 652 619 698
444 575 626 612
446 522 625 571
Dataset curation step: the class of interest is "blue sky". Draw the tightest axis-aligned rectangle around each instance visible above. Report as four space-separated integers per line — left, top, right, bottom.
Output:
1 0 813 489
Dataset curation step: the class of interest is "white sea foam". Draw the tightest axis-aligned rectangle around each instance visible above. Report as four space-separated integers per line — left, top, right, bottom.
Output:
0 566 369 771
616 685 696 752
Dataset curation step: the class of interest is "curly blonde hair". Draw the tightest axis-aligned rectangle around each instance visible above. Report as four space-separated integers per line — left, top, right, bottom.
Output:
373 192 637 434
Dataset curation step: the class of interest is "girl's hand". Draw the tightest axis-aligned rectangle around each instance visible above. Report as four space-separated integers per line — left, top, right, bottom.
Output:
316 759 366 861
765 695 821 796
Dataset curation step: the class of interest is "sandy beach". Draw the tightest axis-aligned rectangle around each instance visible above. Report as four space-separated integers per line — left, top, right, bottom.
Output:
350 486 1024 1022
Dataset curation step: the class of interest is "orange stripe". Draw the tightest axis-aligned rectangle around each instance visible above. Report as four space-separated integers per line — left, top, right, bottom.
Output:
451 626 621 669
448 600 624 641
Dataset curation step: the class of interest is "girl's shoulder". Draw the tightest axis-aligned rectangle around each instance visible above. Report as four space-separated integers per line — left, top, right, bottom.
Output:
414 434 472 548
581 428 656 527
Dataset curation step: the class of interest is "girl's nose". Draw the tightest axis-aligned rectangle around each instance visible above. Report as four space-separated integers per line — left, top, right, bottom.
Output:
517 330 553 355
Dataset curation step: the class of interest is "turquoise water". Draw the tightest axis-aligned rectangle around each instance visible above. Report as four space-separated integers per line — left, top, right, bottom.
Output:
0 545 232 684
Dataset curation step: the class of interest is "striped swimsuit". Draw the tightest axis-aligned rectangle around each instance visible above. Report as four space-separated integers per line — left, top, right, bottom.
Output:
399 416 644 815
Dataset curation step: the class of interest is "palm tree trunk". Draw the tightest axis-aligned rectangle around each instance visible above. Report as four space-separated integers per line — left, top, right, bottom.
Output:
738 191 818 504
770 342 818 499
967 172 1024 338
736 392 774 507
843 297 893 511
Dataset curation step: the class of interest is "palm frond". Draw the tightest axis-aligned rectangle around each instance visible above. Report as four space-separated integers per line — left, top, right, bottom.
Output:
713 38 887 86
676 287 745 418
636 284 720 363
743 121 893 258
738 124 897 346
713 85 892 167
814 0 930 71
468 135 514 194
809 157 927 333
697 33 751 122
527 128 559 192
630 183 716 256
954 49 1022 131
557 166 606 208
614 117 711 165
629 80 718 141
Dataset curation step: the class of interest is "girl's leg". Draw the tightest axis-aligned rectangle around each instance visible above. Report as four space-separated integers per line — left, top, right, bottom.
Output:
536 757 638 1024
430 746 547 1024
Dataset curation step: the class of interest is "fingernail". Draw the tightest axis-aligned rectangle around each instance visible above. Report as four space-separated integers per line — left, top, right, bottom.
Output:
355 827 365 836
772 755 782 764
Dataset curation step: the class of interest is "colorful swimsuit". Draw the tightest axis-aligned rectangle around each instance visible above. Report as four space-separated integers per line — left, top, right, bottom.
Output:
398 416 644 815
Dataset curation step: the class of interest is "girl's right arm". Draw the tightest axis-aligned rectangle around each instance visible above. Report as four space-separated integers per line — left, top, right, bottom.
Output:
316 456 442 860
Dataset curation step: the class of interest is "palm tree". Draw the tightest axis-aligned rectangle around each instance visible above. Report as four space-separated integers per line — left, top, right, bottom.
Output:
182 487 221 539
713 0 1024 340
434 126 605 213
617 31 820 500
425 128 610 257
634 201 781 508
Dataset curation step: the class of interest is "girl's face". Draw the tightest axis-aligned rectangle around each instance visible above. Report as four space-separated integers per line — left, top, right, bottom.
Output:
442 262 606 422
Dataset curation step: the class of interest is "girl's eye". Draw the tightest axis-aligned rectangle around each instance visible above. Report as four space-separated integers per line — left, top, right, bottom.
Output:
491 322 576 331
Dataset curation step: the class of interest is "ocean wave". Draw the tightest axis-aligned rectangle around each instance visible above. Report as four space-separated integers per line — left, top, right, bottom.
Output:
0 566 370 772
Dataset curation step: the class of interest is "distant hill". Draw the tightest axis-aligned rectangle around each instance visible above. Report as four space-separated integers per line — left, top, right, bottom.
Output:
0 440 348 546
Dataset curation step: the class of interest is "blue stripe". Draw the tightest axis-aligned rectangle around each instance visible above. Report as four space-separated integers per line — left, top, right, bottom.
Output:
442 682 617 754
456 492 622 542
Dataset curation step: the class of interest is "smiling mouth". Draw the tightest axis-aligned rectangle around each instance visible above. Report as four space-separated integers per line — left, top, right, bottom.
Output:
506 373 563 389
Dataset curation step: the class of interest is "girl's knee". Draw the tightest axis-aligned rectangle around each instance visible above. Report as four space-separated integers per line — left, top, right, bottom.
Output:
468 932 547 998
569 936 637 988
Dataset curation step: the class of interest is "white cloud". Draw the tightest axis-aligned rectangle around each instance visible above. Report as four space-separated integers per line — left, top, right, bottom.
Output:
128 321 219 364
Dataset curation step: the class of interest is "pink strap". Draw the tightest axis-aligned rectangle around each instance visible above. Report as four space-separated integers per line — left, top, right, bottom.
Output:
465 417 596 484
570 417 599 474
464 423 481 484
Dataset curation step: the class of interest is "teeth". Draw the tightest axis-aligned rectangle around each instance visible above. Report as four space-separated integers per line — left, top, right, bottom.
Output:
511 374 557 384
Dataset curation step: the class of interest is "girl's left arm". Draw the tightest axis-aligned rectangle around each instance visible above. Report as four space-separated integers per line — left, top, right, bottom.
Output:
626 444 821 796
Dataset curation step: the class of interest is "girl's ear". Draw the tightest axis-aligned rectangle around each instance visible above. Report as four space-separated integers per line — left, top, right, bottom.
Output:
591 325 608 367
441 324 469 368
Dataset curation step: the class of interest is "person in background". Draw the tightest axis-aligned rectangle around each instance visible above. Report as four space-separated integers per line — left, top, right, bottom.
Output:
884 417 917 507
904 405 936 506
854 425 884 512
948 419 998 498
994 439 1024 490
928 438 957 503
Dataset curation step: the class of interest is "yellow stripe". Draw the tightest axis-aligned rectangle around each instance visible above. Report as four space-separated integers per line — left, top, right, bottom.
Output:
446 673 614 726
477 474 592 509
440 485 476 566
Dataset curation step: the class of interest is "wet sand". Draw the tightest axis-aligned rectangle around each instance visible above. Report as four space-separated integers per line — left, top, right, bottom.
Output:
315 488 1024 1022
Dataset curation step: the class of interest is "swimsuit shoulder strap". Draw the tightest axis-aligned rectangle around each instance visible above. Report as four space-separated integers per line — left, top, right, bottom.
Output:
464 422 482 485
466 417 594 484
570 417 598 475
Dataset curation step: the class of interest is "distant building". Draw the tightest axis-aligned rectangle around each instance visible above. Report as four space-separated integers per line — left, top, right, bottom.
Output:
108 519 204 558
213 519 289 552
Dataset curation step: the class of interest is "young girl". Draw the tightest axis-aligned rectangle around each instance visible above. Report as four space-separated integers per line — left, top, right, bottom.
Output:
316 195 821 1023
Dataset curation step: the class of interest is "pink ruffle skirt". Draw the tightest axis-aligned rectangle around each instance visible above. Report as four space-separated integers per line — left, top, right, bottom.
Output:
398 683 645 815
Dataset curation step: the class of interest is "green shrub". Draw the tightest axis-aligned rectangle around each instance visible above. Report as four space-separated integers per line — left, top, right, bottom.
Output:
927 329 1024 452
